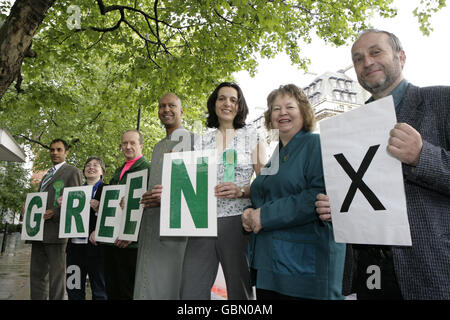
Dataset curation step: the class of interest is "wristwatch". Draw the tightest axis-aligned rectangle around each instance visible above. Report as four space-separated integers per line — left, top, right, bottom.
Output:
239 187 246 198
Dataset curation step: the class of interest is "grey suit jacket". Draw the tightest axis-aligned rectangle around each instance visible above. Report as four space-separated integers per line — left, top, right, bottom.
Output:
342 84 450 299
38 163 83 244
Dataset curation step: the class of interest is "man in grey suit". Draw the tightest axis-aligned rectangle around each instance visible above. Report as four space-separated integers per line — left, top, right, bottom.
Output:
134 93 195 299
315 29 449 299
30 139 82 300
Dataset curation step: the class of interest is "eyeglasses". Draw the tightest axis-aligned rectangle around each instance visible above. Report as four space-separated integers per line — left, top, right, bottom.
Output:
85 163 102 169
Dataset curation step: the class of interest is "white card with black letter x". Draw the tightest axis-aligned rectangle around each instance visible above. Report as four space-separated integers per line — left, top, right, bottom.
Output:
319 95 412 246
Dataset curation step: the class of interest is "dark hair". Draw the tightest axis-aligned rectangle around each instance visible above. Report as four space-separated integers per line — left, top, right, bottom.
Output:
50 138 69 151
83 156 106 180
264 84 316 132
206 82 249 129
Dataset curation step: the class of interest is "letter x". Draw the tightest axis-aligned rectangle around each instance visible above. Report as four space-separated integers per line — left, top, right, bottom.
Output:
334 145 386 213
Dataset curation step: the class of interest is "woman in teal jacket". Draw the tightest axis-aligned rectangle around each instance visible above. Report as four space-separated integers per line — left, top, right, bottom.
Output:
242 84 345 300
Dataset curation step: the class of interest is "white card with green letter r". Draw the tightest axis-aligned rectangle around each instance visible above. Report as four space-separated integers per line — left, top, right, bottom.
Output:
59 185 93 238
160 149 217 237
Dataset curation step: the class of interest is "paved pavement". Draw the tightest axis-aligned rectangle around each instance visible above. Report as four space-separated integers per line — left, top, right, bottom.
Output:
0 232 354 301
0 232 30 300
0 232 94 300
0 232 224 300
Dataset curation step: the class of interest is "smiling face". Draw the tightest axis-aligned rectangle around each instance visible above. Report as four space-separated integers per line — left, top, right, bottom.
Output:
49 141 69 165
270 93 304 143
351 32 405 99
215 86 239 126
121 131 143 161
84 159 103 182
158 93 183 133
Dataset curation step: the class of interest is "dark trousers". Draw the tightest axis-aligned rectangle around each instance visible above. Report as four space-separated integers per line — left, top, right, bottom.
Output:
180 215 253 300
103 245 138 300
66 243 107 300
354 245 403 300
30 242 66 300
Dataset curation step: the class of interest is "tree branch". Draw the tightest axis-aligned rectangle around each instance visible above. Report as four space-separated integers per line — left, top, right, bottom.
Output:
50 112 59 127
213 8 253 31
84 32 105 50
88 112 102 125
14 134 49 149
144 41 162 69
14 68 25 94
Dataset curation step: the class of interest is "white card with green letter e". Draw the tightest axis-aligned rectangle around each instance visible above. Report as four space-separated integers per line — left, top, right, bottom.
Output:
59 185 93 238
160 149 217 237
21 192 48 241
118 169 148 242
94 185 126 243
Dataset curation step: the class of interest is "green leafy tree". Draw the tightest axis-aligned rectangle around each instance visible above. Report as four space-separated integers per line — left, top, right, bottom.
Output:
0 0 446 178
0 161 33 224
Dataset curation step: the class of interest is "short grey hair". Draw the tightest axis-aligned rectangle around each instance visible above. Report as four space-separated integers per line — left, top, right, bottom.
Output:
355 29 403 53
122 129 144 144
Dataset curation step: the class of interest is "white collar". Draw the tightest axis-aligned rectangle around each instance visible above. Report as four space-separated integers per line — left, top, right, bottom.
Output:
53 161 66 173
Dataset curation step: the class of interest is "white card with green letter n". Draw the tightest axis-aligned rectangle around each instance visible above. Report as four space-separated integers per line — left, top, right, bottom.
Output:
160 149 217 237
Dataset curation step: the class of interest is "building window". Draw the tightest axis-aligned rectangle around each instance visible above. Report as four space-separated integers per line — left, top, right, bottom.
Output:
334 90 340 100
316 79 322 90
329 77 337 88
304 87 309 95
345 81 353 90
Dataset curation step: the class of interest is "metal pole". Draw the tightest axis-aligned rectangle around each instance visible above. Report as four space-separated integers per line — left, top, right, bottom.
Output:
136 106 141 131
0 207 5 254
1 222 7 254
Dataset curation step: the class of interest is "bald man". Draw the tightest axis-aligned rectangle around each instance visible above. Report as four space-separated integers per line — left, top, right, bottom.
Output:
134 93 196 299
316 29 450 300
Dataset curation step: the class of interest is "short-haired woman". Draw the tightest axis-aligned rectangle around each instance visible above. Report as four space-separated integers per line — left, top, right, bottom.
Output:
66 156 108 300
242 84 346 300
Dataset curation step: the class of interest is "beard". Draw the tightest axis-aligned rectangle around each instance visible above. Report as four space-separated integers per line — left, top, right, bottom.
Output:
358 55 403 96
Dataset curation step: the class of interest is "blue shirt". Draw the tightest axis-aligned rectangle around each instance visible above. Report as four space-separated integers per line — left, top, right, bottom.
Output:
367 79 409 114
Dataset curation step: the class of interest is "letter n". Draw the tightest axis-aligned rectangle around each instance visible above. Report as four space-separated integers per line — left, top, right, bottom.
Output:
170 157 208 228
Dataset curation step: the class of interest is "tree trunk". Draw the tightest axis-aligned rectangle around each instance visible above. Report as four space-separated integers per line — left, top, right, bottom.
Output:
0 0 55 101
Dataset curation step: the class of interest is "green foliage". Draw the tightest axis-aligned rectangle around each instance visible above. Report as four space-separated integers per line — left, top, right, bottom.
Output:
0 161 32 219
0 0 445 179
413 0 447 35
0 222 22 233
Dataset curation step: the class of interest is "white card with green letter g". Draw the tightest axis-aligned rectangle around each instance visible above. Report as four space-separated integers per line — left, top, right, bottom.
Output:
160 149 217 237
21 192 48 241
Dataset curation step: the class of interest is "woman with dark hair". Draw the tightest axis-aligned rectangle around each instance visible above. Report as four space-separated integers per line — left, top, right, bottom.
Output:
242 84 346 300
206 82 249 129
65 156 108 300
180 82 267 300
